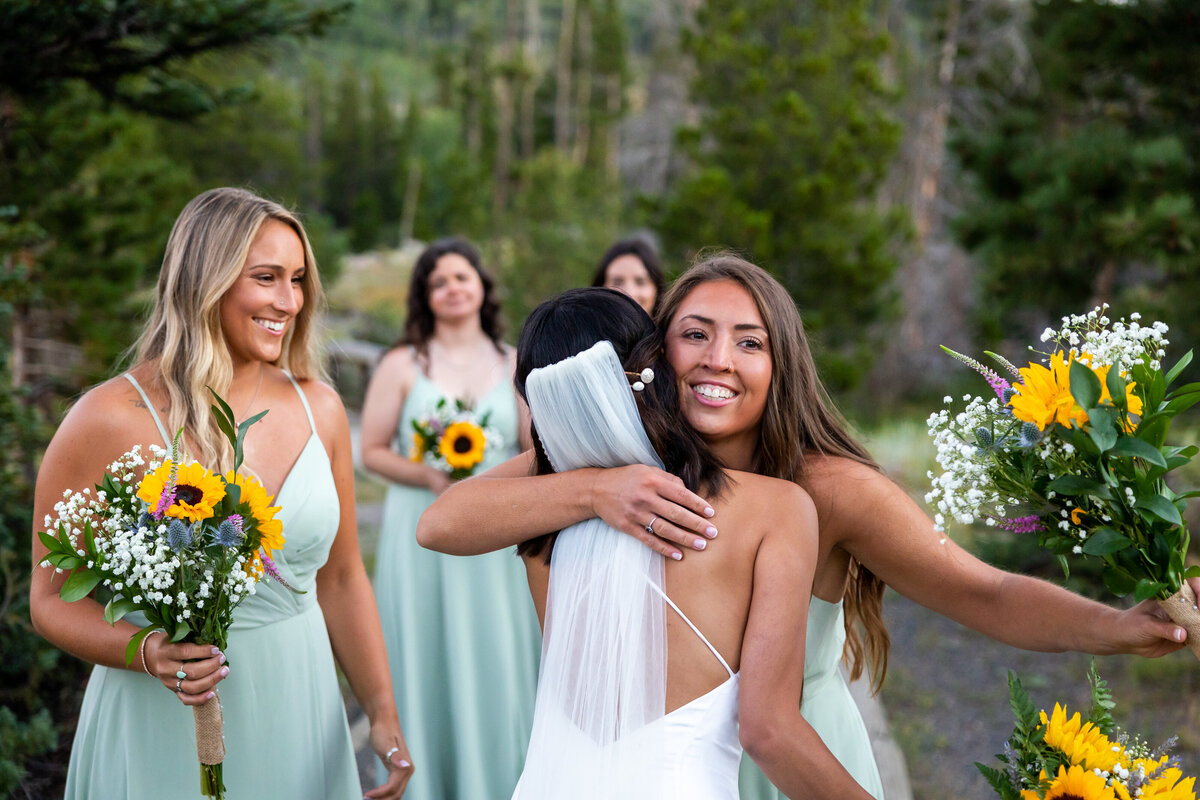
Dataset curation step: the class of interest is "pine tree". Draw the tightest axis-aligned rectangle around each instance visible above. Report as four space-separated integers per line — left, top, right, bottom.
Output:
657 0 905 387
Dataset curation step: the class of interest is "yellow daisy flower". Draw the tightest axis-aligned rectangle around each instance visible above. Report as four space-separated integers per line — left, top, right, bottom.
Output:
1011 352 1089 431
409 432 426 462
137 460 226 523
223 471 284 560
1041 704 1123 773
439 421 487 471
1043 764 1119 800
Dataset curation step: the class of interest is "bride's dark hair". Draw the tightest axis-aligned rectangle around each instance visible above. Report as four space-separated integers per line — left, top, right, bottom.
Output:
514 288 726 561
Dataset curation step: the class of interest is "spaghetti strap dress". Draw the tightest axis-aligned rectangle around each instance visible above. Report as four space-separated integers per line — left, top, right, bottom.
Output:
372 369 540 800
63 373 362 800
737 596 885 798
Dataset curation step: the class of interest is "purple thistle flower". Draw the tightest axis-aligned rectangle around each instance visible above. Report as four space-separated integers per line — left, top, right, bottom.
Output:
941 346 1011 399
990 515 1045 534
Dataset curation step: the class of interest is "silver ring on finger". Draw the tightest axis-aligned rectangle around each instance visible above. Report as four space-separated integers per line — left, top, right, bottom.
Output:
174 677 184 693
645 516 658 535
384 746 400 763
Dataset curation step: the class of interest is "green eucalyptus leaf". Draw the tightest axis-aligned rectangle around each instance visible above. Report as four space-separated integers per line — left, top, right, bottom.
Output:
1183 565 1200 579
1165 350 1193 386
1135 495 1183 527
1135 414 1169 448
1103 566 1137 596
1134 578 1164 602
1165 390 1200 417
1082 527 1131 556
169 622 192 643
1104 360 1126 410
104 596 139 626
1109 438 1169 469
125 625 156 667
1070 360 1102 410
1086 407 1118 452
1047 475 1106 496
37 529 63 553
60 570 102 602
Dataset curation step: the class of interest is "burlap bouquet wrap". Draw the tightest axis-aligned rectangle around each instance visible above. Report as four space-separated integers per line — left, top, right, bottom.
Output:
194 693 226 765
1158 580 1200 661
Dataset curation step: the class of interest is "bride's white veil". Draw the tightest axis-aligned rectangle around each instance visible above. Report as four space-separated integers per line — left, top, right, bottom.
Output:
516 340 668 798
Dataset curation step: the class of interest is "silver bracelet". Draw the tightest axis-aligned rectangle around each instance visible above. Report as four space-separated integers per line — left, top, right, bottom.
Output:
139 630 164 677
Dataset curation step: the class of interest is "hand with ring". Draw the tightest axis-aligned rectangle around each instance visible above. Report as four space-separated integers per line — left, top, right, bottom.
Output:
140 634 230 707
365 720 414 799
588 464 719 561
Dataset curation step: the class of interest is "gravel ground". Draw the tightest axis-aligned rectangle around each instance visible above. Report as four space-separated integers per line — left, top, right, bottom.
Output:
881 590 1200 798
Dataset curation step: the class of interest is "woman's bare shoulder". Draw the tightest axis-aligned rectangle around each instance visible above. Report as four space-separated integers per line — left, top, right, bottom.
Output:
723 469 816 522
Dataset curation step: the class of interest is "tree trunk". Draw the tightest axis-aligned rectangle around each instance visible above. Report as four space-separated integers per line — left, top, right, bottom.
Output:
399 161 421 245
555 0 577 153
519 0 542 159
911 0 961 249
572 2 593 166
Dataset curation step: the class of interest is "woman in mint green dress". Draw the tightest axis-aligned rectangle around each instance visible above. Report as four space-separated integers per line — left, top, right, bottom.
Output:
31 187 413 799
361 238 539 800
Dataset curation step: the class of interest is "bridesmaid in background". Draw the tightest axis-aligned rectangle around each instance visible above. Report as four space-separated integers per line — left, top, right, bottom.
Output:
360 237 538 800
591 236 666 316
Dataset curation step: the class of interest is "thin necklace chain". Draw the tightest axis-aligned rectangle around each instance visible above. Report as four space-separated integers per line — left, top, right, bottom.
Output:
237 366 265 423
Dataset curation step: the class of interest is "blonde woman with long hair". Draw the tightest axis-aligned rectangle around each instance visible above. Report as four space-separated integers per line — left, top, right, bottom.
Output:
31 187 413 799
419 254 1197 799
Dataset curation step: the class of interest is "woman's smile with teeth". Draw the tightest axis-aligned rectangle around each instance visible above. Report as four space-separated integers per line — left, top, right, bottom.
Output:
255 318 286 333
693 383 735 400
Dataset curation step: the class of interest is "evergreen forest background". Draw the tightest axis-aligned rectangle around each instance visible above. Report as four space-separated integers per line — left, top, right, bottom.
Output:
3 0 1199 796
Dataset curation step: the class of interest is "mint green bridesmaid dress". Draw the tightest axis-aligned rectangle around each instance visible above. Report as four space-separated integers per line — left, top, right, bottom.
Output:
64 373 361 799
372 370 540 800
738 597 885 799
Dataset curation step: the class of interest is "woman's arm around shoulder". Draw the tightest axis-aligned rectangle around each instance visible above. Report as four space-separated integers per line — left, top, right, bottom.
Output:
737 479 875 799
30 378 229 703
802 454 1191 658
306 378 414 798
416 452 717 558
360 346 450 494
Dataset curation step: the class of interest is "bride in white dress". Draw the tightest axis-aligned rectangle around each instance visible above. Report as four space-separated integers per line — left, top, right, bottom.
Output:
480 288 874 799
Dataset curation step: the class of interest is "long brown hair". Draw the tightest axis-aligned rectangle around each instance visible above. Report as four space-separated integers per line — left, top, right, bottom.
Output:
133 187 326 470
655 253 890 692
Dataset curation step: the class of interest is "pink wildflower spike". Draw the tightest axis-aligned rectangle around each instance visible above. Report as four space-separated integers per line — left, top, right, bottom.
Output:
984 350 1023 379
260 552 306 594
990 515 1045 534
153 485 177 520
941 346 1011 399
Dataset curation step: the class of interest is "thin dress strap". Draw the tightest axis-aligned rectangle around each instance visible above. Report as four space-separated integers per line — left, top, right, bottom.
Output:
281 370 316 435
646 580 735 678
123 374 171 445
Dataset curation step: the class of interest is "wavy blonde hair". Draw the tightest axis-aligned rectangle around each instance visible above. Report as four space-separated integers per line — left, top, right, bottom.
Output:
133 187 327 470
655 253 890 692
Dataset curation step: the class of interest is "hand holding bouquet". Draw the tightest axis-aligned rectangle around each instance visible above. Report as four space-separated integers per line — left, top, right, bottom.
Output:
409 397 501 480
927 306 1200 658
977 662 1195 800
38 391 298 799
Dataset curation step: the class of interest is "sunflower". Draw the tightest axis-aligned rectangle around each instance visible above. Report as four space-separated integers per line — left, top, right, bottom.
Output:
137 460 226 523
1042 764 1119 800
1041 704 1123 773
439 421 487 471
1011 352 1089 431
224 471 284 561
1140 768 1198 800
409 431 426 462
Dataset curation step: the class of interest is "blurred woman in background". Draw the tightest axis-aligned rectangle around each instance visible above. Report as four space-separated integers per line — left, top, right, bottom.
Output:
360 237 538 800
590 236 666 316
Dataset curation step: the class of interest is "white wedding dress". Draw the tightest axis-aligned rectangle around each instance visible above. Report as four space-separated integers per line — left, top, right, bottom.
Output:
511 342 742 800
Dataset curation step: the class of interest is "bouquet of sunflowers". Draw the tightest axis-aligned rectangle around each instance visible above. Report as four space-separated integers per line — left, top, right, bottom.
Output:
926 306 1200 658
978 662 1195 800
409 397 500 480
38 391 295 799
